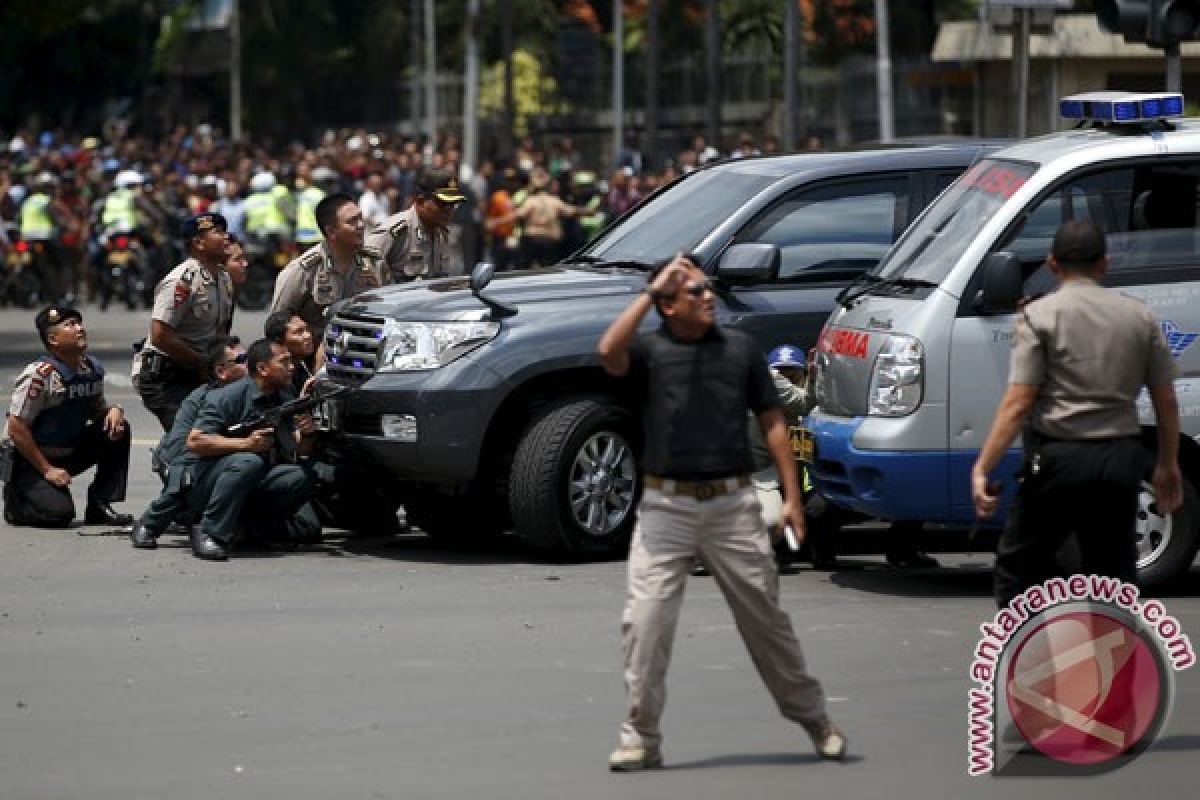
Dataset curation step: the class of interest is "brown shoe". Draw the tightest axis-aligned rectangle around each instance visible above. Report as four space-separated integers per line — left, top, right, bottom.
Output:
807 717 847 760
608 744 663 772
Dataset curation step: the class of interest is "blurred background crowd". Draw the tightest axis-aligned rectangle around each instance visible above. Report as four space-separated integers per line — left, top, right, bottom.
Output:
0 122 820 311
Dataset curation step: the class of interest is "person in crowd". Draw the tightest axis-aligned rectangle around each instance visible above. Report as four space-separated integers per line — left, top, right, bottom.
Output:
3 306 132 528
513 167 586 268
358 172 390 229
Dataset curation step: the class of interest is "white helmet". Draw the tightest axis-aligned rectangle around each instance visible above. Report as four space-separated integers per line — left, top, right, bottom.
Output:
250 172 277 192
114 169 143 189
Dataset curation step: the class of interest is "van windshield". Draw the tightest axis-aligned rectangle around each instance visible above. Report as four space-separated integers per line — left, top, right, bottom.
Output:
874 159 1038 284
580 169 777 265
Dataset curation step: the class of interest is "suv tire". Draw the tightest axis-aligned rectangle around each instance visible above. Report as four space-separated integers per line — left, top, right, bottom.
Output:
509 399 639 557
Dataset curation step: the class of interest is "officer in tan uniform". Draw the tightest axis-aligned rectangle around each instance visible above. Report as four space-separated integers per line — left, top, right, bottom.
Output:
269 192 383 347
133 212 234 431
973 220 1183 607
364 169 464 282
3 307 132 528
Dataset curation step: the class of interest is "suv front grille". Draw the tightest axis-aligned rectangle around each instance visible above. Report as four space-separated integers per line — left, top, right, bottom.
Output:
325 312 386 384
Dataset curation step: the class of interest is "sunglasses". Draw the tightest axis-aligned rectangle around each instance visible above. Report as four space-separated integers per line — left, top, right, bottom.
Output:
682 280 715 297
231 352 248 365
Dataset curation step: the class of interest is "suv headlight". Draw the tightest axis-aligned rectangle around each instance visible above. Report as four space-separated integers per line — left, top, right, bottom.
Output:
867 334 923 417
378 320 500 372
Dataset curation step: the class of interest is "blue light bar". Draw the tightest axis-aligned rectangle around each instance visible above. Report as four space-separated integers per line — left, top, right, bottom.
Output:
1059 91 1185 125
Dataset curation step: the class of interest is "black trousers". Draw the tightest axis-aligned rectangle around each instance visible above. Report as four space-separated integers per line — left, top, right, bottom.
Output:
4 423 131 528
136 373 201 432
994 436 1145 608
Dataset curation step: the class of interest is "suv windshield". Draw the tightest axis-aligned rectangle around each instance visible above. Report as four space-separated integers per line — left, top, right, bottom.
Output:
874 159 1038 284
581 169 777 265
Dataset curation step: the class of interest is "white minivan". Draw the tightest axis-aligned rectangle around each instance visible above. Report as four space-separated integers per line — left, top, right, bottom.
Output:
806 92 1200 587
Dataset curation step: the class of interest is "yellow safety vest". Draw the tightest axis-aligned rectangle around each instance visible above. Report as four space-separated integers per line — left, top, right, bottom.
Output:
244 190 289 235
19 193 55 240
295 186 325 244
100 188 138 233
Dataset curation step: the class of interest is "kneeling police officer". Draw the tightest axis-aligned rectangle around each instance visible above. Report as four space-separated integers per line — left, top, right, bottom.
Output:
2 307 132 528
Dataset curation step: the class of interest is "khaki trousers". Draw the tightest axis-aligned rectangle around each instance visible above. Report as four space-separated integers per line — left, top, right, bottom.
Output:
619 486 827 748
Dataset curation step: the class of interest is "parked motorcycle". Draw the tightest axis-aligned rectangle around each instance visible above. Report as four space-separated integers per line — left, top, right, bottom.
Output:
97 233 144 311
1 237 47 308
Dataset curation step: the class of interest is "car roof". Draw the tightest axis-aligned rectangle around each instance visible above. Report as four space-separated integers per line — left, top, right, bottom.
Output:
698 141 1008 182
991 118 1200 167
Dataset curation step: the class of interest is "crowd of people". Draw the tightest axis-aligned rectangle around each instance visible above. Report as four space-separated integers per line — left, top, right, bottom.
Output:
0 123 807 308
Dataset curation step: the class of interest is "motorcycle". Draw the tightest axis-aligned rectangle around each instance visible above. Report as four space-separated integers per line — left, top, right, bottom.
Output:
97 233 144 311
238 234 294 310
1 237 47 308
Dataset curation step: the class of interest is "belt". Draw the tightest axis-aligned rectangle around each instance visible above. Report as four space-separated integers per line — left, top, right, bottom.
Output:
644 474 751 502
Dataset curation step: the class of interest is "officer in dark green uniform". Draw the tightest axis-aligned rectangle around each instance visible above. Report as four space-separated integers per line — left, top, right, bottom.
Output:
2 307 132 528
130 336 246 549
182 338 321 561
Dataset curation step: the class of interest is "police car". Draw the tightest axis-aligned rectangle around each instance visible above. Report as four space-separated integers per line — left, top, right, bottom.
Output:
805 92 1200 587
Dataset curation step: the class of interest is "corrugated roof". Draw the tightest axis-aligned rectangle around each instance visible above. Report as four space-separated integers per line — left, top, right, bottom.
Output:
933 13 1200 62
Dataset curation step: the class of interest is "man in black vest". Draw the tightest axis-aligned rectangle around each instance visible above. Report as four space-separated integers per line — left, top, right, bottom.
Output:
2 307 132 528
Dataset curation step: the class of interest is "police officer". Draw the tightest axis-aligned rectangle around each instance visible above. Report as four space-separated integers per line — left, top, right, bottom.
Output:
2 307 132 528
243 171 293 243
293 166 337 249
131 337 246 549
133 212 234 431
19 172 71 304
364 169 464 283
972 220 1183 608
182 338 321 561
269 193 383 347
597 254 846 771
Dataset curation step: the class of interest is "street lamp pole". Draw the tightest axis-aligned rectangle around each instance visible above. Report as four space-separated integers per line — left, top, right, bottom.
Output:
424 0 437 146
464 0 480 173
230 0 242 140
613 0 624 168
875 0 894 142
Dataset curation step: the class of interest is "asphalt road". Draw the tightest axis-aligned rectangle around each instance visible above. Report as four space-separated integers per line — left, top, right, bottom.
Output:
1 305 1198 799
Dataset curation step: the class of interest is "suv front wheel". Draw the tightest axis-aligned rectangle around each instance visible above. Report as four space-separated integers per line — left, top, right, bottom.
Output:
509 399 640 558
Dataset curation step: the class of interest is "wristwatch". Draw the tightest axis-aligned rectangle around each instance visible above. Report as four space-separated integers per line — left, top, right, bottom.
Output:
642 286 660 300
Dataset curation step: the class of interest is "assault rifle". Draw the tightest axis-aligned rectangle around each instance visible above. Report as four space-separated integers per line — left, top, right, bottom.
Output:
224 384 349 437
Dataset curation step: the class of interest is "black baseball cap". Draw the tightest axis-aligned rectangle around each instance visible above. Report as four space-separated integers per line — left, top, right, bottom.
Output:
35 306 82 342
182 212 228 240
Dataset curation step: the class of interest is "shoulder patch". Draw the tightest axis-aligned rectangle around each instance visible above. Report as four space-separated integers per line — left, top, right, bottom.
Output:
299 247 324 271
173 279 192 308
34 361 55 377
387 218 409 238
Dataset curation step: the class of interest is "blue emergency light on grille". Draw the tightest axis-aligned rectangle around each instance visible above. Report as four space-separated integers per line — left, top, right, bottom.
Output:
1059 91 1185 124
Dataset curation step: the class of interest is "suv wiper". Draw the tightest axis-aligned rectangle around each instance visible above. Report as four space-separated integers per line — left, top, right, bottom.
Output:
562 256 654 270
838 276 938 309
561 254 603 264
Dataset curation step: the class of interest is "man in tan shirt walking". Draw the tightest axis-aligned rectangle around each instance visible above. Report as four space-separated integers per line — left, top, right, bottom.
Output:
972 220 1183 607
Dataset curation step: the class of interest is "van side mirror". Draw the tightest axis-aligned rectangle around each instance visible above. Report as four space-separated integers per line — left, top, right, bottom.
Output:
975 251 1022 315
716 243 780 283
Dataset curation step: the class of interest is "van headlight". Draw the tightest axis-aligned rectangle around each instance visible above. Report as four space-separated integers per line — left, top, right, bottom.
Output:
867 334 924 417
378 320 500 372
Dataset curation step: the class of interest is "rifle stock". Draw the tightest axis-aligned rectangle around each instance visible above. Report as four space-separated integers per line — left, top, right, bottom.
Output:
224 385 348 437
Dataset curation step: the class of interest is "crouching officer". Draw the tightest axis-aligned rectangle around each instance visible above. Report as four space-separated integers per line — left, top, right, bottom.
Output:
133 212 234 431
2 307 132 528
182 338 321 561
364 169 464 283
972 220 1183 607
131 336 246 549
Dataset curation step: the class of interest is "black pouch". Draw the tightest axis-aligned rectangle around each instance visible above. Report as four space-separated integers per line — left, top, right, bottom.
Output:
0 439 14 483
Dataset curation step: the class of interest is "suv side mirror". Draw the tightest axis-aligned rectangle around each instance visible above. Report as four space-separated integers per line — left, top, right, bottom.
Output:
716 243 780 283
469 261 496 292
975 251 1022 315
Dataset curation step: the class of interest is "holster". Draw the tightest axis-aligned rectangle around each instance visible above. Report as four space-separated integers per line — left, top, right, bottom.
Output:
138 349 175 385
0 439 15 483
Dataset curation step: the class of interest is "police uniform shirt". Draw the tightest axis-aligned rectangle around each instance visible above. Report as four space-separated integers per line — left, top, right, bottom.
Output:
156 382 216 469
145 258 234 359
269 243 384 336
364 206 454 282
629 325 781 479
5 355 106 458
1010 277 1176 440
